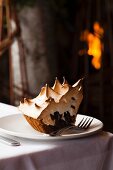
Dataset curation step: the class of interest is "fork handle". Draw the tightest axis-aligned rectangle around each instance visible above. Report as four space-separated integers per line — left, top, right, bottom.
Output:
50 125 74 136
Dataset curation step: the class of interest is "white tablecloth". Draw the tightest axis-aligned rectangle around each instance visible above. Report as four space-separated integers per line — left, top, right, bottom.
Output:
0 102 113 170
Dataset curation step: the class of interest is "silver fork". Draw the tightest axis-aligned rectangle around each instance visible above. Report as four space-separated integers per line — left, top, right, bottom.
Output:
50 117 94 136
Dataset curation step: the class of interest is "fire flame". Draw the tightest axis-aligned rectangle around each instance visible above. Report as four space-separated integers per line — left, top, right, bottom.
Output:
80 22 104 69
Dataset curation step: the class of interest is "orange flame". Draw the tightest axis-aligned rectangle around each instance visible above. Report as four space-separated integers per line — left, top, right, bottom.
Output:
80 22 104 69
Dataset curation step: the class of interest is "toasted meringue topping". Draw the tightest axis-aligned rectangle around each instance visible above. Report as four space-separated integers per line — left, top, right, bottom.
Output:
19 78 83 120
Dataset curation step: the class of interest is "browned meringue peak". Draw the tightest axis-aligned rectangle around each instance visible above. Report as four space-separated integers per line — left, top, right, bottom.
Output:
62 76 68 85
33 84 61 104
45 84 61 103
52 77 69 95
72 78 83 90
22 98 33 105
32 85 49 105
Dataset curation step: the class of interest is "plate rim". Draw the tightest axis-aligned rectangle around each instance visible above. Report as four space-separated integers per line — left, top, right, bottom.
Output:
0 114 103 141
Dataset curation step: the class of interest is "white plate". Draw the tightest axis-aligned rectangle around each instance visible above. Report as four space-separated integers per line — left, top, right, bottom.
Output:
0 114 103 141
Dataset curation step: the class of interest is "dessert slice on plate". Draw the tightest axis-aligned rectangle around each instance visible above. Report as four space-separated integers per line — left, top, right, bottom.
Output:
18 78 83 134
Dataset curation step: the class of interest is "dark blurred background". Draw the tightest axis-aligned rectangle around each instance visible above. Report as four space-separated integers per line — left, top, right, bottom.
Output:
0 0 113 132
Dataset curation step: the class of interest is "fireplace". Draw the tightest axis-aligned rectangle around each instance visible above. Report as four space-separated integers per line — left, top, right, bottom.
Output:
70 0 113 132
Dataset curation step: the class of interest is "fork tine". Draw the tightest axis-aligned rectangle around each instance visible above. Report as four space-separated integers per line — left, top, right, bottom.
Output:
78 117 94 129
81 118 91 128
78 117 88 127
77 117 84 126
85 118 94 129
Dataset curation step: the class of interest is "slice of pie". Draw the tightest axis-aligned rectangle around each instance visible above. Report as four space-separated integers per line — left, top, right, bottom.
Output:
18 78 83 134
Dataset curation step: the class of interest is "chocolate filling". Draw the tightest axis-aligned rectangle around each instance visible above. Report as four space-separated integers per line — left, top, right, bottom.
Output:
39 111 75 134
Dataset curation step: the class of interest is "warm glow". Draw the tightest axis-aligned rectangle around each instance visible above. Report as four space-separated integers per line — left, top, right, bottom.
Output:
80 22 104 69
